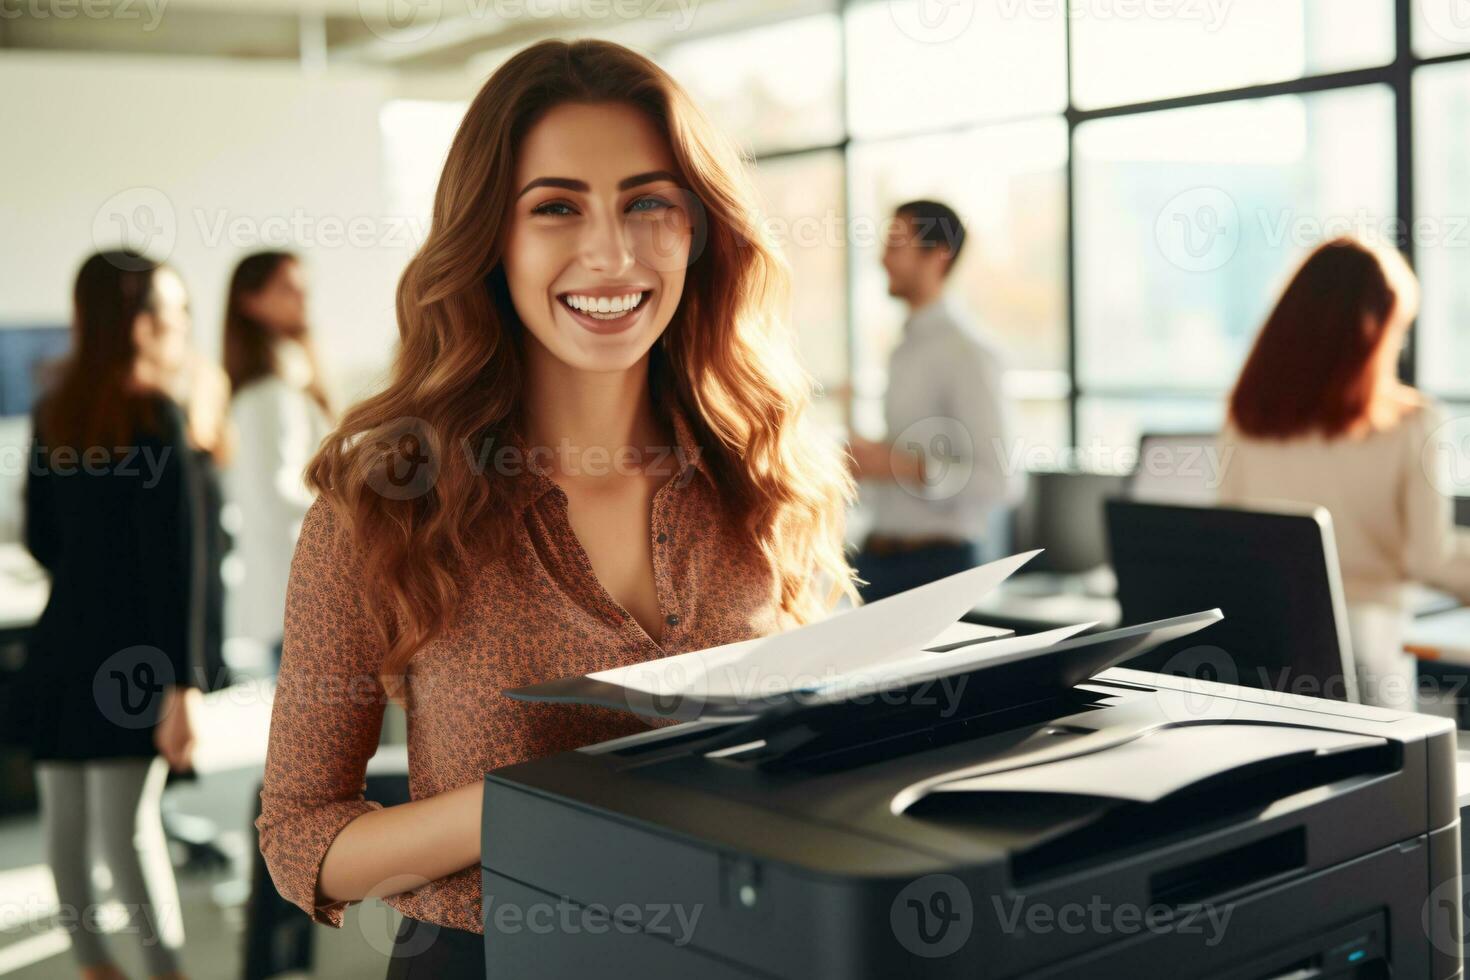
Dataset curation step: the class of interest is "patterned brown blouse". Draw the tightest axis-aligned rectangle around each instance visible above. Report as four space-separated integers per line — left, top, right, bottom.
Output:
255 400 786 934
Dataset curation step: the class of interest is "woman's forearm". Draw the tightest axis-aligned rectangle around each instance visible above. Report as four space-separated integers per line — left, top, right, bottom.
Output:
318 780 483 904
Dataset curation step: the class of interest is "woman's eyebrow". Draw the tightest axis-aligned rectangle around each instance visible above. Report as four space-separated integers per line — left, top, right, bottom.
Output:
617 170 681 191
517 177 586 199
516 170 682 200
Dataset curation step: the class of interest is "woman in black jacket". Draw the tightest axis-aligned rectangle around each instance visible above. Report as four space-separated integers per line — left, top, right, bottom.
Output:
24 250 200 980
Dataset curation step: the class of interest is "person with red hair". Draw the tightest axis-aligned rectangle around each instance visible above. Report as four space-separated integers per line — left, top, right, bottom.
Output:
1219 236 1470 709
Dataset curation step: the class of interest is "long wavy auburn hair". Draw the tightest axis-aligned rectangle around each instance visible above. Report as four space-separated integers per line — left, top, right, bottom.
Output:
1229 236 1420 439
307 39 860 699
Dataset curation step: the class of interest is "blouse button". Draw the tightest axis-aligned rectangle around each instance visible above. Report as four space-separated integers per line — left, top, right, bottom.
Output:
665 614 680 627
656 532 668 544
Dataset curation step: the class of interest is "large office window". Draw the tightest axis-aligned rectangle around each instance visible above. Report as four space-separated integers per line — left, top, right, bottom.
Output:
1414 61 1470 398
1074 86 1396 396
747 149 849 427
637 0 1470 460
659 14 843 156
1071 0 1393 109
844 0 1066 138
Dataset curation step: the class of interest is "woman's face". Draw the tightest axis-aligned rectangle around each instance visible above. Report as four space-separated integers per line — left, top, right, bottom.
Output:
136 266 191 380
243 259 309 337
502 100 693 374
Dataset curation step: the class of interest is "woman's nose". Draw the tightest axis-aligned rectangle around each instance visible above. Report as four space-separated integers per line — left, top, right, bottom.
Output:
578 208 636 275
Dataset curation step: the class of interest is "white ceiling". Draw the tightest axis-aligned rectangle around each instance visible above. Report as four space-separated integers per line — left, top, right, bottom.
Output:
2 0 840 70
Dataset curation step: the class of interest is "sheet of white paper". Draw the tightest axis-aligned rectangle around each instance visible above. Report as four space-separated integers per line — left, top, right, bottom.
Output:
929 724 1385 803
588 550 1043 700
922 620 1014 650
802 622 1093 705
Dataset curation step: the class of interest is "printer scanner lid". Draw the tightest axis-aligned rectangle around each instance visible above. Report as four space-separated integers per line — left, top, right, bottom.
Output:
506 609 1225 735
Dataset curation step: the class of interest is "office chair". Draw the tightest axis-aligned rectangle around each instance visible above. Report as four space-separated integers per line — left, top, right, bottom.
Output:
1105 498 1359 702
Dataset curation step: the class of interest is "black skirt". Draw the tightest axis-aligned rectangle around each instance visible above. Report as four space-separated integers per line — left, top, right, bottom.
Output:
384 915 483 979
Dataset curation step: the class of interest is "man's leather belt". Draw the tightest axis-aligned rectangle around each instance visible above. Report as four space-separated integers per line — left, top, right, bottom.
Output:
862 533 969 557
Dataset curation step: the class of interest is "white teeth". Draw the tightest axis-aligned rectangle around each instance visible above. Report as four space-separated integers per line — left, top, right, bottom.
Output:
563 291 648 318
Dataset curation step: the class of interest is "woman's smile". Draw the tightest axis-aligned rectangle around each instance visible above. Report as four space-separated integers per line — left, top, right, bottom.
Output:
555 286 655 335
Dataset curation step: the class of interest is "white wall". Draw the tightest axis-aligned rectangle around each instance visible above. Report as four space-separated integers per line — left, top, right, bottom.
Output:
0 51 430 542
0 51 406 402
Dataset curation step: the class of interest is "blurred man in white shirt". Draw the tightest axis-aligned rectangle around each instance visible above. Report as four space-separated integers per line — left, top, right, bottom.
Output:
847 200 1024 602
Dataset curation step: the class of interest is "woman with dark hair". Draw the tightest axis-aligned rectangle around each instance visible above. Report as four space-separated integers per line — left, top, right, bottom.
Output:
24 250 200 980
221 251 332 668
255 38 858 977
1219 236 1470 709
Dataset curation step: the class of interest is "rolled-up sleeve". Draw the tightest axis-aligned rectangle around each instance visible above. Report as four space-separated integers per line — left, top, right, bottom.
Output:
255 497 388 927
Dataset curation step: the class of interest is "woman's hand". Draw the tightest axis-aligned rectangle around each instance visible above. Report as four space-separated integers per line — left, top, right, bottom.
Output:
154 685 202 772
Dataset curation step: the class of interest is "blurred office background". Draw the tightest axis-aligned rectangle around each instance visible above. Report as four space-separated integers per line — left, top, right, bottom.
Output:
4 0 1470 976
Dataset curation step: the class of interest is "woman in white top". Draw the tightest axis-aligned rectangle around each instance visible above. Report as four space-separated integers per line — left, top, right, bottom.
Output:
1218 236 1470 710
222 252 333 666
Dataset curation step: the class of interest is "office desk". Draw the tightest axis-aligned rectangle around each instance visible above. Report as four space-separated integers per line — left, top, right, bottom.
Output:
966 569 1122 634
1407 607 1470 667
970 566 1467 669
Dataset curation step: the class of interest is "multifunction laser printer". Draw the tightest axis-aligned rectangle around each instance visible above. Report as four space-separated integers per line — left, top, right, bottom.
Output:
484 611 1462 979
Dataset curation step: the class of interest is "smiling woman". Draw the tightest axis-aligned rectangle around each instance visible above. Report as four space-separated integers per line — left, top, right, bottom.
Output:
253 37 861 978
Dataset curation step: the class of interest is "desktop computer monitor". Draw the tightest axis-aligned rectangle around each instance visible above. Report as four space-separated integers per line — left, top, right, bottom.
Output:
0 325 68 417
1128 432 1220 505
1011 470 1128 574
1105 498 1357 702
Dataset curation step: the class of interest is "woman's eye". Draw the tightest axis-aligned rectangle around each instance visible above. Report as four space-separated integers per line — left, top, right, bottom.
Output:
531 201 575 217
628 196 674 214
